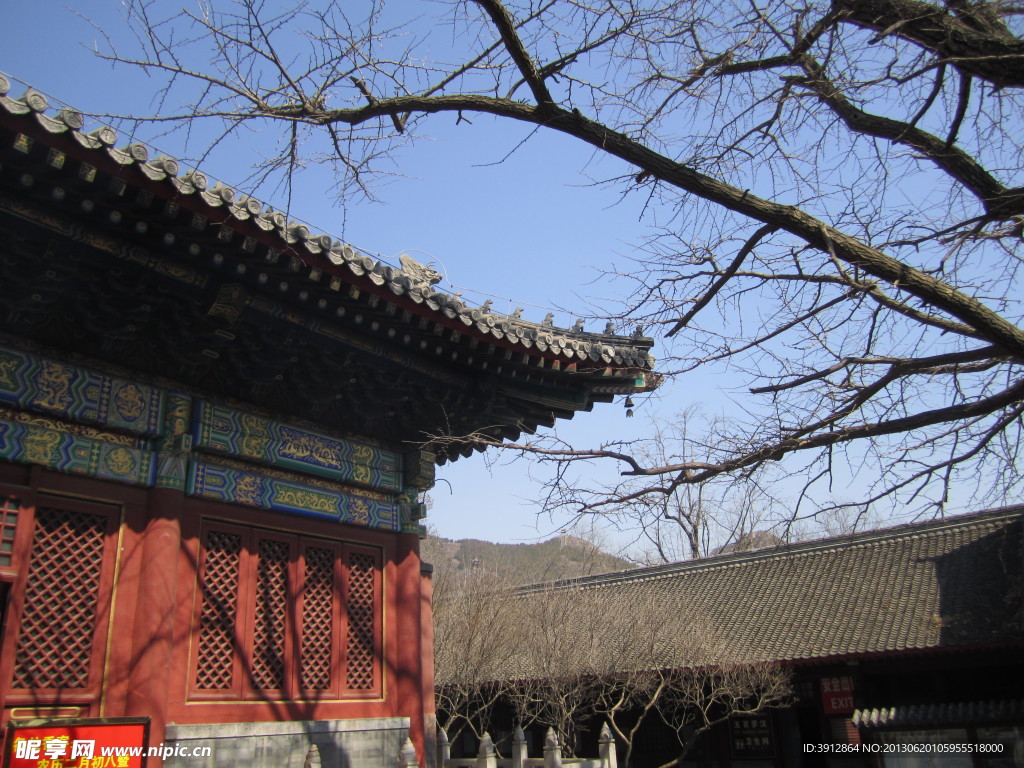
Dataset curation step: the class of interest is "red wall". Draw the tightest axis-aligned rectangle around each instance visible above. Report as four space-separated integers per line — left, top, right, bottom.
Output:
0 463 433 765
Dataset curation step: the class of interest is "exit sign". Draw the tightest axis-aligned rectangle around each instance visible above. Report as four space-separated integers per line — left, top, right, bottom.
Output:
820 675 855 714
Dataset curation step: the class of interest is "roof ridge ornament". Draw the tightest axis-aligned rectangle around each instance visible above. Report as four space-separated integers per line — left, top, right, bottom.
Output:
399 253 442 289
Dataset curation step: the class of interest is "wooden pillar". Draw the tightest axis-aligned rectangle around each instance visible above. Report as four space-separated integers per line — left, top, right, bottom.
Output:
396 530 426 763
124 488 183 766
421 560 437 768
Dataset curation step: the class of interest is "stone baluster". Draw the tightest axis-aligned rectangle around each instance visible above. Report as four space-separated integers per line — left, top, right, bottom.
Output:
543 729 563 768
437 727 451 767
399 737 420 767
512 726 527 768
598 724 617 768
477 733 498 768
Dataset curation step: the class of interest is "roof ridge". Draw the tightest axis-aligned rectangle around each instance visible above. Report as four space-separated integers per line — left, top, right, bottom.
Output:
517 504 1024 593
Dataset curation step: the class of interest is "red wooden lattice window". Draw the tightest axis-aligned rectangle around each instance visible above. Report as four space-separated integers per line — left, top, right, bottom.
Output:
346 551 377 691
194 528 243 691
191 522 382 701
0 496 20 570
299 543 337 692
10 497 119 698
252 537 290 691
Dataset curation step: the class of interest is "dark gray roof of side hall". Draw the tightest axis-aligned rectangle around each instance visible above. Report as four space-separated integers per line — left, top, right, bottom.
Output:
516 506 1024 666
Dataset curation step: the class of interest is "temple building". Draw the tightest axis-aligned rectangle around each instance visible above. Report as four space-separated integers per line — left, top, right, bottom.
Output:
0 72 659 767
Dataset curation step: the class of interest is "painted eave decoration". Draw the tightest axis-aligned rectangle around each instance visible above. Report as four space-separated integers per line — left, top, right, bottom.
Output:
0 72 660 465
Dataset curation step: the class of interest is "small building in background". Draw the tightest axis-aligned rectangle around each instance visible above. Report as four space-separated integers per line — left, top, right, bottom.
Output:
441 506 1024 766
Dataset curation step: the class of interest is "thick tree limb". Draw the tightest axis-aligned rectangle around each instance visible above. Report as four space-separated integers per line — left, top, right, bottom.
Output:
470 0 555 110
102 0 1024 528
269 93 1024 359
795 58 1023 217
835 0 1024 88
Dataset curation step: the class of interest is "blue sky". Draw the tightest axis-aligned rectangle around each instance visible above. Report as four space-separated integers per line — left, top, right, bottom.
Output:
0 0 733 549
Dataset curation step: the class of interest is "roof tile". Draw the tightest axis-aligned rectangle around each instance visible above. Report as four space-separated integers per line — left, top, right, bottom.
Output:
509 507 1024 672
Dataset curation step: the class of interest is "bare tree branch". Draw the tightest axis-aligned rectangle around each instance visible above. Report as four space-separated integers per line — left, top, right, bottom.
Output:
98 0 1024 533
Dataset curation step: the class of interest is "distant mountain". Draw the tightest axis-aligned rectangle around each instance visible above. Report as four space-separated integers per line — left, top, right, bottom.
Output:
421 534 632 585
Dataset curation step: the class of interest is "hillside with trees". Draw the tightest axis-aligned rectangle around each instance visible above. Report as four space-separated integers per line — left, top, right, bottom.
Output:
421 534 633 585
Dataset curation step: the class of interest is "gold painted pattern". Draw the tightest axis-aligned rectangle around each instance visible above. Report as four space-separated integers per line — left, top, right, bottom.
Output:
348 498 370 525
277 428 345 472
102 446 137 475
0 407 141 448
22 426 62 464
274 485 337 514
0 351 18 390
31 360 74 412
112 383 146 422
238 412 271 459
204 455 389 501
233 474 264 506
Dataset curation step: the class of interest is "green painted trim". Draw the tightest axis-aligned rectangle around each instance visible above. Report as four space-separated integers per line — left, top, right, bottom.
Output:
192 400 402 492
187 460 400 531
0 417 156 486
0 344 165 437
0 346 417 533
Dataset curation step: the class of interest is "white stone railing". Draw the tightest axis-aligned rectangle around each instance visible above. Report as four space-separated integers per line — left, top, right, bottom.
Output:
437 724 617 768
398 737 420 767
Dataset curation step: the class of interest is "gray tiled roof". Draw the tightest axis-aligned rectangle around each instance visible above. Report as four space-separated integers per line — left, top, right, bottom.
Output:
852 699 1024 727
516 507 1024 668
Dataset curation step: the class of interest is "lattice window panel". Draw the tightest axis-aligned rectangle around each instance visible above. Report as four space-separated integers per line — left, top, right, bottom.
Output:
251 537 289 690
13 506 107 689
300 546 335 690
195 530 242 690
345 551 377 690
0 496 19 569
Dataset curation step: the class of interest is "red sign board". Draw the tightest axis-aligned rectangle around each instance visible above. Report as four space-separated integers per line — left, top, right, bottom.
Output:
4 718 149 768
820 674 856 715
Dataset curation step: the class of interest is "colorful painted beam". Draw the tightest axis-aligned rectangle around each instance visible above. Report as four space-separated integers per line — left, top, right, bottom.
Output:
0 344 164 437
187 460 400 530
192 400 402 493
